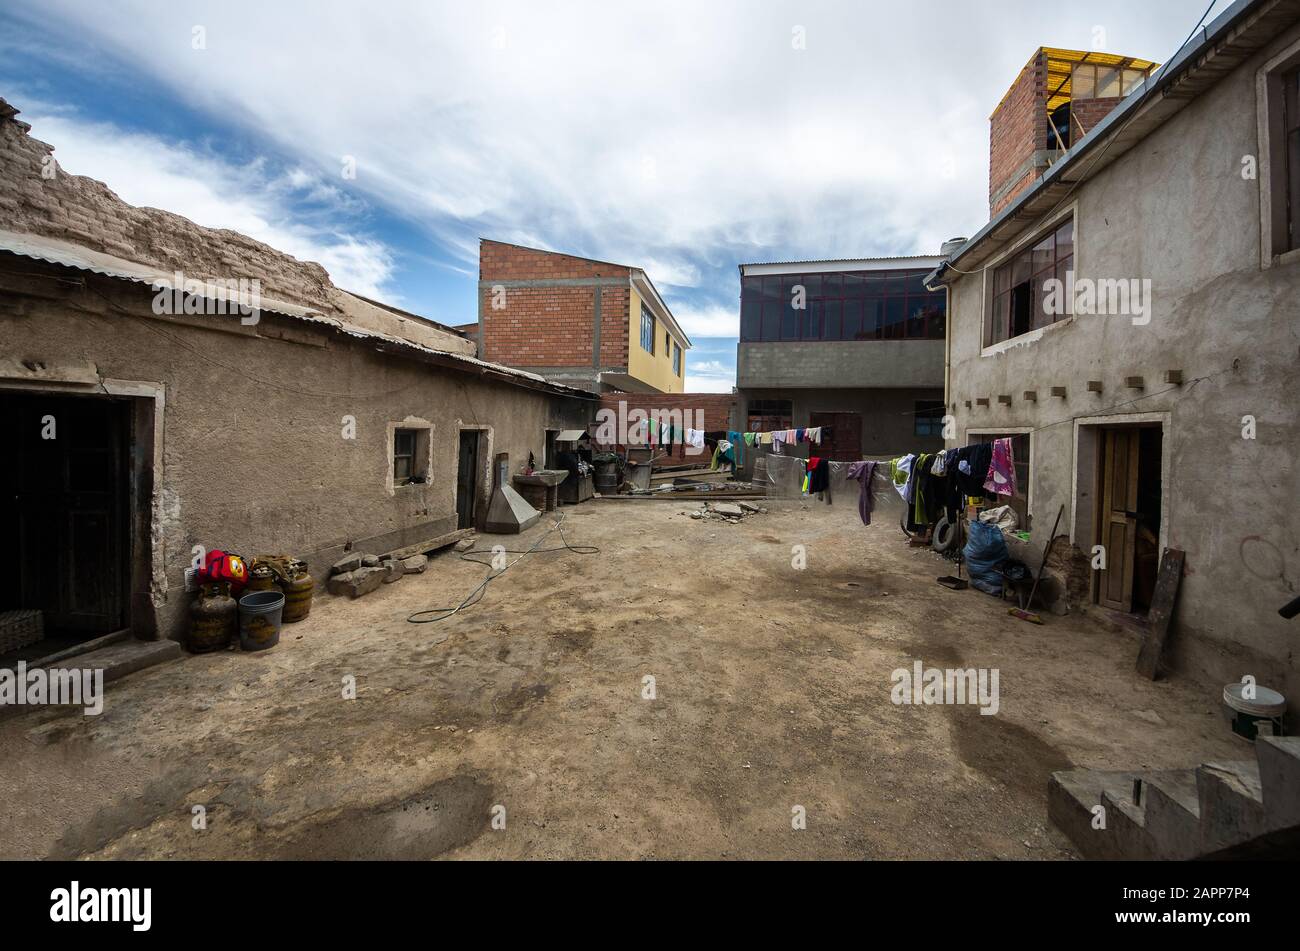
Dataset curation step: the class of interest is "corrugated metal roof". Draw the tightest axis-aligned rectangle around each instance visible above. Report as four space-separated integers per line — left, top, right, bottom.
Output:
738 254 942 269
0 229 597 399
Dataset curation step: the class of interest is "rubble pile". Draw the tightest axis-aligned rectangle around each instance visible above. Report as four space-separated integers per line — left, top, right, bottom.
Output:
326 551 428 598
686 501 768 523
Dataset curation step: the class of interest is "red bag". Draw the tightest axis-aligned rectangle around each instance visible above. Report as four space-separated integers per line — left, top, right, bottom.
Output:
200 550 249 595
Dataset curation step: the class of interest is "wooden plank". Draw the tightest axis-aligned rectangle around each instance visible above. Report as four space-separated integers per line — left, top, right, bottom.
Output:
1136 548 1185 680
380 528 473 562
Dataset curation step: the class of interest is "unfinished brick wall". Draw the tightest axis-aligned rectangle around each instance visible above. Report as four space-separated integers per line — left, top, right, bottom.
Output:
1071 96 1125 137
0 98 338 313
479 239 632 369
593 392 736 465
989 51 1048 218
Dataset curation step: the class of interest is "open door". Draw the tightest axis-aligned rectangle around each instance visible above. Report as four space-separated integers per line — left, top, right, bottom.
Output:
456 430 481 530
1097 428 1140 612
0 393 130 645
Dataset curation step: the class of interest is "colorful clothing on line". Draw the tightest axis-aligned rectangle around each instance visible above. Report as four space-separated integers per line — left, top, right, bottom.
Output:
847 460 878 525
984 437 1016 497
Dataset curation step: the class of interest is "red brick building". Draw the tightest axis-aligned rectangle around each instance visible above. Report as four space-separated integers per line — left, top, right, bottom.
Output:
469 240 691 394
989 48 1158 217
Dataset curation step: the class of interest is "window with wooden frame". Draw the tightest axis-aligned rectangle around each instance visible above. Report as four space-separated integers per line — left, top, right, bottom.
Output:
969 432 1031 530
672 340 682 376
986 217 1074 347
1071 64 1150 100
640 303 655 354
392 427 430 486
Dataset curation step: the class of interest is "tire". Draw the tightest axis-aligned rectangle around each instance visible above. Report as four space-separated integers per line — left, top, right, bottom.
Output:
932 515 962 554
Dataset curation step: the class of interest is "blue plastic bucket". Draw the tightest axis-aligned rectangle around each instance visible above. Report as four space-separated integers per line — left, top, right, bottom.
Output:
238 590 284 651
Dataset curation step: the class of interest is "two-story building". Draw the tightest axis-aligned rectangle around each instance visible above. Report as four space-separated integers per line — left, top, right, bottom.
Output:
928 0 1300 701
472 239 690 395
736 255 948 461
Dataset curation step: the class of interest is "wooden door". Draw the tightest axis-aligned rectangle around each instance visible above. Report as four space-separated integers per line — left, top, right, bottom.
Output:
456 430 480 530
809 412 862 462
1098 428 1140 612
1 394 129 635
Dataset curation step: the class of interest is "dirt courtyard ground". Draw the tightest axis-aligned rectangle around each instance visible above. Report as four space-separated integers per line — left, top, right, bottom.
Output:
0 494 1246 860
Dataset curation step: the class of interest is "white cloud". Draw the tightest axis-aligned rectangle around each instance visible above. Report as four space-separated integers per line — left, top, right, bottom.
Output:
24 110 397 299
670 303 738 340
5 0 1227 317
685 358 735 393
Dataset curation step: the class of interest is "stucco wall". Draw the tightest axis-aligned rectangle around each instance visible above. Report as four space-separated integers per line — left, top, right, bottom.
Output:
0 259 592 642
737 339 945 390
945 23 1300 699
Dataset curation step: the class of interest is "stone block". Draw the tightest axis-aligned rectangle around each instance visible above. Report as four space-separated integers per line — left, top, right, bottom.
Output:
326 566 386 598
402 555 429 574
329 553 363 575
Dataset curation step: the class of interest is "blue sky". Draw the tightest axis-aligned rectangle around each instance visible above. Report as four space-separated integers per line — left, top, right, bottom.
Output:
1 0 1230 391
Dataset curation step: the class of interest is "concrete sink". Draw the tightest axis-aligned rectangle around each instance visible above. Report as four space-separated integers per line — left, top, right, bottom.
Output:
513 469 569 487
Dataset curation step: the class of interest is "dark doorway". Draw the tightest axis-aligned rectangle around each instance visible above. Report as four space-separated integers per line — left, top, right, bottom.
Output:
0 392 131 657
809 411 862 462
1095 424 1163 615
456 430 482 530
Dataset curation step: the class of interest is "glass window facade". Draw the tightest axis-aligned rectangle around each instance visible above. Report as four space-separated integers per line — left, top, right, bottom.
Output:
739 267 944 342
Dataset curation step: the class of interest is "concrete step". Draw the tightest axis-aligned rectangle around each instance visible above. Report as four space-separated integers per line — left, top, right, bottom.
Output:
1140 769 1201 859
1 638 182 721
1196 759 1266 854
1048 768 1147 859
1256 736 1300 831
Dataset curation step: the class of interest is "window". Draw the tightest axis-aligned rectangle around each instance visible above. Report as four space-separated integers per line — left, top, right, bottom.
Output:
640 303 655 353
747 399 793 434
914 401 945 438
986 216 1074 347
672 341 682 376
665 331 671 354
970 432 1031 529
392 427 430 487
1071 63 1149 100
738 267 945 342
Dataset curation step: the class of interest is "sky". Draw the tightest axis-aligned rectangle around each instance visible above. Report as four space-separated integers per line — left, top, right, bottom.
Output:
1 0 1231 392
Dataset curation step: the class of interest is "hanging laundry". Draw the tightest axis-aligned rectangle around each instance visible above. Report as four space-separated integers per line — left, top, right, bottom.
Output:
931 450 948 477
890 454 916 501
760 432 773 446
984 437 1017 497
808 426 823 445
807 456 830 494
686 428 705 450
743 432 757 448
726 431 745 466
847 461 877 525
710 440 735 472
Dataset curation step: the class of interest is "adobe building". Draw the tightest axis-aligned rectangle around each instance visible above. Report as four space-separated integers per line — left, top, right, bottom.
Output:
735 254 949 462
928 0 1300 701
470 239 691 394
0 98 594 661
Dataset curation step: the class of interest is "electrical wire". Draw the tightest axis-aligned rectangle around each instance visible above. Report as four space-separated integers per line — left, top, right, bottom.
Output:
406 511 599 624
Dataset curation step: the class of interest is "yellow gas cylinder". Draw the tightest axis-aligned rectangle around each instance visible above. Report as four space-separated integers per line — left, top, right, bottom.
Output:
189 582 237 653
280 560 314 623
246 564 277 593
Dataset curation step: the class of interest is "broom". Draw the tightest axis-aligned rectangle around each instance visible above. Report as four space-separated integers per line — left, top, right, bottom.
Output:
1009 504 1064 625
